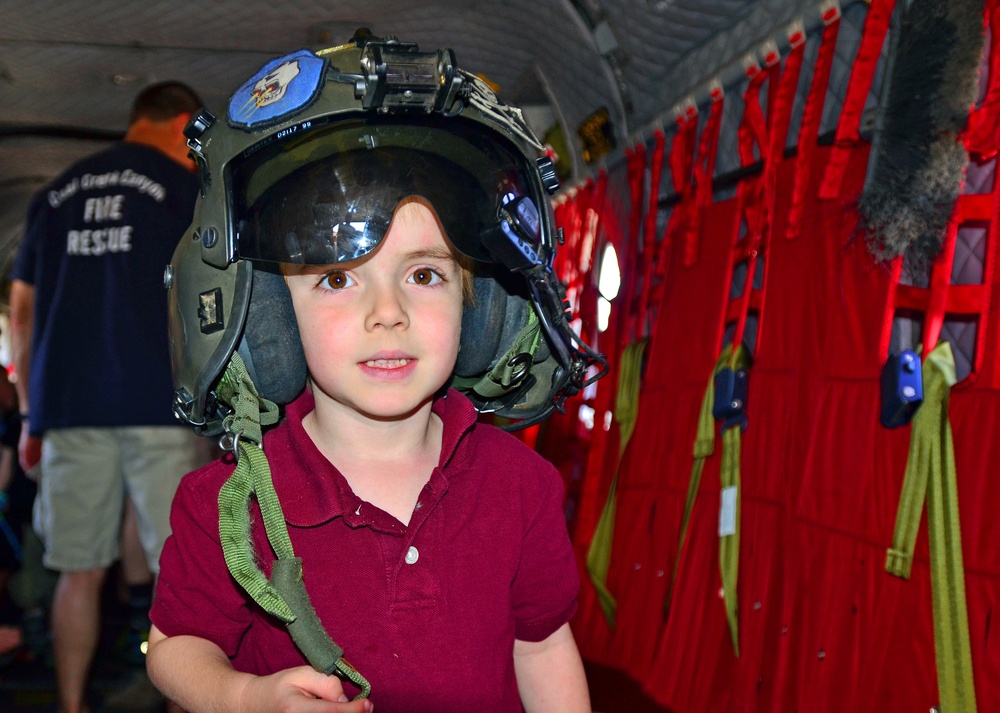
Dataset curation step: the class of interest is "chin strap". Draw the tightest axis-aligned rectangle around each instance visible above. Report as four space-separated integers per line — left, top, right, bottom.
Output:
452 307 542 402
215 353 372 700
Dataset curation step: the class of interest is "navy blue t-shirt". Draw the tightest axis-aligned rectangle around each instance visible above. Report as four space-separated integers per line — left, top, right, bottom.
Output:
11 143 197 434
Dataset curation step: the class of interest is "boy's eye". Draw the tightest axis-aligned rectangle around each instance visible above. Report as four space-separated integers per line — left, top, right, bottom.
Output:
320 271 354 290
409 268 442 286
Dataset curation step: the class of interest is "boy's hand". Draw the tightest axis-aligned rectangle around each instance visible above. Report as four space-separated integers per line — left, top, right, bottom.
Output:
238 665 373 713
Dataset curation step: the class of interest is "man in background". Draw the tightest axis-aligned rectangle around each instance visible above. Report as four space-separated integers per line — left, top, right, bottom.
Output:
9 81 205 713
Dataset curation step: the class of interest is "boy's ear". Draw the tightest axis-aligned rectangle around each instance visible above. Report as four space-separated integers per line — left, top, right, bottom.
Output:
237 266 308 404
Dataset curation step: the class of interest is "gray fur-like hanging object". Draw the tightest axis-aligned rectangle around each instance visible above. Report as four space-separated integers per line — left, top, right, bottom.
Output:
858 0 985 272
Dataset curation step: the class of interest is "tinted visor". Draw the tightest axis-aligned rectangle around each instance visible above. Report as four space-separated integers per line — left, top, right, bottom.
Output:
230 115 539 264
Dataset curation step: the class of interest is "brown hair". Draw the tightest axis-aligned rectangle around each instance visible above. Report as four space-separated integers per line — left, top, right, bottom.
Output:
130 81 203 124
455 251 476 306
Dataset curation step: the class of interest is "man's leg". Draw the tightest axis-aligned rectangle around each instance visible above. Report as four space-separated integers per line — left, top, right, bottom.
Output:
37 429 123 713
119 497 154 662
120 427 202 713
103 496 165 711
52 567 108 713
121 427 204 575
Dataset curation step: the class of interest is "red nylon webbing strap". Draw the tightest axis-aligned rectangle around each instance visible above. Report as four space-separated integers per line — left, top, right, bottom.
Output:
626 144 647 246
670 109 699 195
559 186 584 280
728 64 772 350
819 0 897 199
569 178 597 297
729 41 802 352
739 66 770 168
884 192 993 376
651 111 698 292
554 178 600 343
767 38 806 170
579 171 609 346
757 35 806 245
585 170 609 271
787 11 842 239
724 289 767 328
684 92 726 267
649 112 699 344
552 196 575 284
624 144 648 341
553 185 587 314
638 129 666 337
965 0 1000 160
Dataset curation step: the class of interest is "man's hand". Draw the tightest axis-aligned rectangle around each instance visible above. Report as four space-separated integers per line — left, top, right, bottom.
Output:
18 427 41 474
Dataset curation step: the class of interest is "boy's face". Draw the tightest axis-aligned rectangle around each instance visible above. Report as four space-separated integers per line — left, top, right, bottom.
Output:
283 198 464 423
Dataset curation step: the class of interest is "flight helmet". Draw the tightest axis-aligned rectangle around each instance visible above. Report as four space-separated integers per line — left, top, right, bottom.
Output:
167 32 606 437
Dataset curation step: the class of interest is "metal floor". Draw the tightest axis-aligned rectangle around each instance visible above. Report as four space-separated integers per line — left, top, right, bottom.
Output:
0 588 146 713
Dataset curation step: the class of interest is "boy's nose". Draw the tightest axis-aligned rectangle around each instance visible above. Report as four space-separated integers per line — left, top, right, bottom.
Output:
364 285 409 331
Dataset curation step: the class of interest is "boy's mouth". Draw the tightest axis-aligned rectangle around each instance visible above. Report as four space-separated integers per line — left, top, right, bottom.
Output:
363 358 412 369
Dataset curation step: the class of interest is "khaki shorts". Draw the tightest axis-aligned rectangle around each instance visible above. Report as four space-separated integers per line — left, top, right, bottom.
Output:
34 426 205 573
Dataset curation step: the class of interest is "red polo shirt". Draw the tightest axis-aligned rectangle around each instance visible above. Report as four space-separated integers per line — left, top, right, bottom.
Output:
151 388 579 712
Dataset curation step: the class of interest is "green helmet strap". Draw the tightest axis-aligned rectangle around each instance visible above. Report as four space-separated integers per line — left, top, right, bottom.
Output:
452 307 542 401
215 354 371 699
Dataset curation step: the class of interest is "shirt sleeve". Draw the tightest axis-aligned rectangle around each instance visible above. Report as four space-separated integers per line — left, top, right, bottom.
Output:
150 465 255 657
510 458 580 642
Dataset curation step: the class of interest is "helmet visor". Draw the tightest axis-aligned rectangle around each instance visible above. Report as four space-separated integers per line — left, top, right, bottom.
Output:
229 115 540 264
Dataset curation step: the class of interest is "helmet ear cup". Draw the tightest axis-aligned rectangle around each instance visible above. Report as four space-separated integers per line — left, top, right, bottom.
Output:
236 265 308 405
455 268 558 419
455 269 529 378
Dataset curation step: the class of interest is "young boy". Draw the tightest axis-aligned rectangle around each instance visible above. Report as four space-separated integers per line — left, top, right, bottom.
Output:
147 34 603 713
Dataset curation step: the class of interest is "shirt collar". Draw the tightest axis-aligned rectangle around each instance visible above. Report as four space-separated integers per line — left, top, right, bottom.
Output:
268 388 477 527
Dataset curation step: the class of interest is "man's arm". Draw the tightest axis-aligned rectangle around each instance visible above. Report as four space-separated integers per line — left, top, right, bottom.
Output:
146 625 373 713
9 279 33 412
8 279 40 472
513 622 591 713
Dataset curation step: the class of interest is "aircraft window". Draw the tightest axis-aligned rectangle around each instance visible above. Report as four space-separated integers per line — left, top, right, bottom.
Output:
941 315 977 383
953 223 986 287
597 242 621 333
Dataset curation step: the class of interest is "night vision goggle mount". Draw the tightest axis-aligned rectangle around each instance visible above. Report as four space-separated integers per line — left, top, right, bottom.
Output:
343 40 464 114
336 35 557 158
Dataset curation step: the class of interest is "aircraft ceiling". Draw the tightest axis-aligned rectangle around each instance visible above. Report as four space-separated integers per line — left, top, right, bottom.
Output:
0 0 827 280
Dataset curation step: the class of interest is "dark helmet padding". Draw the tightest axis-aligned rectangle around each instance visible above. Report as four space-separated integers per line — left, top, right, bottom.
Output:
455 269 532 378
237 266 308 405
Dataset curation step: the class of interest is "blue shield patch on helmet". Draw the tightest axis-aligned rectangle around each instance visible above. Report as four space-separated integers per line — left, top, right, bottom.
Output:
228 50 326 130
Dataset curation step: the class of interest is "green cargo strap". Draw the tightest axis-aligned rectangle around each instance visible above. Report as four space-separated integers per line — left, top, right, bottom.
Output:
666 344 748 658
614 340 646 457
216 355 372 699
885 342 977 713
451 308 541 400
719 422 741 658
664 345 733 615
585 340 646 627
718 343 749 658
586 476 619 627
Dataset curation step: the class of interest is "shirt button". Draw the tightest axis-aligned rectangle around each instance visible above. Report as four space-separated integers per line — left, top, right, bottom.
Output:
404 546 419 565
